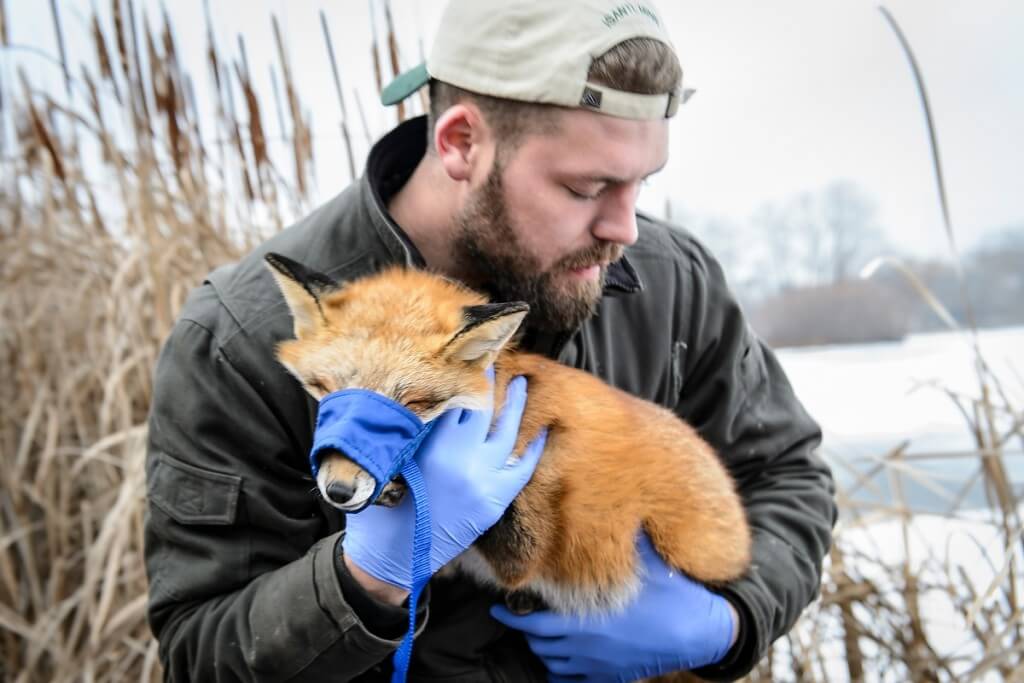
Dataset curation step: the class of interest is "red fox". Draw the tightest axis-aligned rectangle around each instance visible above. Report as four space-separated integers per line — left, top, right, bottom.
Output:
265 253 751 679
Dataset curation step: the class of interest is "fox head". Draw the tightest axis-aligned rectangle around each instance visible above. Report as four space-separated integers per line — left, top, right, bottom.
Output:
264 252 528 509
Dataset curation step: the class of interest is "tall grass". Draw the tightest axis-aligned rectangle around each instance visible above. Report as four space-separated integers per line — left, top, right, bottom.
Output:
0 2 410 679
0 2 1020 682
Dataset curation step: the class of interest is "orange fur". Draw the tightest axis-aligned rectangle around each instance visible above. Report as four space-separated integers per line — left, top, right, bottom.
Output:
492 354 750 590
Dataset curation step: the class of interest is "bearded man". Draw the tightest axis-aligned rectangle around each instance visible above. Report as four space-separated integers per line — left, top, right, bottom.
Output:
144 1 836 680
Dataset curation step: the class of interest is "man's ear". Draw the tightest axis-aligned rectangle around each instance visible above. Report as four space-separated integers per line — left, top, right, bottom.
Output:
264 252 339 338
443 302 529 364
434 103 485 183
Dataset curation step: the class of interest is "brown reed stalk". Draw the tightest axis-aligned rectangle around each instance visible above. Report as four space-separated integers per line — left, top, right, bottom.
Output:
267 63 287 140
125 0 148 125
92 12 121 106
271 13 310 199
369 0 383 96
383 0 405 121
828 544 865 682
226 71 255 201
19 69 64 182
320 10 356 181
146 15 183 178
235 62 267 170
111 0 129 81
234 56 270 200
48 0 71 102
0 0 8 47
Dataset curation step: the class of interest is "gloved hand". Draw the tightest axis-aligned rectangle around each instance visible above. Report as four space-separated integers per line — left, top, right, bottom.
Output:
342 373 547 591
491 532 737 682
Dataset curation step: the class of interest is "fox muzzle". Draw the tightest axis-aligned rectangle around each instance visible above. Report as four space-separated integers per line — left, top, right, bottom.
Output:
310 389 434 511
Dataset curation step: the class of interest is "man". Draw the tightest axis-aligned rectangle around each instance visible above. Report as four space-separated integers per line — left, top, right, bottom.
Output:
144 0 836 680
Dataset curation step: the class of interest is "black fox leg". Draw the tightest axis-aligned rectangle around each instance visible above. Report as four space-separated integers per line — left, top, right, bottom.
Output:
503 589 548 615
474 499 538 588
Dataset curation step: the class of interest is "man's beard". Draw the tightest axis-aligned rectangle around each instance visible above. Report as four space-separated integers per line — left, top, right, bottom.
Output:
451 161 623 333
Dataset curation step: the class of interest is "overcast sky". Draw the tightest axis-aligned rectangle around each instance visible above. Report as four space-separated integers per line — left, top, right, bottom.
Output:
9 1 1023 259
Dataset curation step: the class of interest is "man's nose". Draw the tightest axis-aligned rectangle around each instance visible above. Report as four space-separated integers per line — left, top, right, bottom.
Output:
591 185 639 247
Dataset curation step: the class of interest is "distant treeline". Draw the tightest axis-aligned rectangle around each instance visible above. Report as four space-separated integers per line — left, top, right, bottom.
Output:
672 182 1024 348
746 225 1024 348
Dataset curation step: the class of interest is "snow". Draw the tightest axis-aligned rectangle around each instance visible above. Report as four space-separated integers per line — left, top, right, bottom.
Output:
776 325 1024 512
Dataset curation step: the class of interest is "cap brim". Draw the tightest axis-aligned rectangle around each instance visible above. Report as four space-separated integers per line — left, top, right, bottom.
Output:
381 63 430 106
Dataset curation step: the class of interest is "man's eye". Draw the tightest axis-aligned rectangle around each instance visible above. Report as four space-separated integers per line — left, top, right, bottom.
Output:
565 185 600 201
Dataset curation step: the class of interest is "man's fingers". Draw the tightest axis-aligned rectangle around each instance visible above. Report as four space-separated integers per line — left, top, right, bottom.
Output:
458 366 499 432
488 376 528 448
541 655 582 677
508 427 547 477
434 407 466 430
418 408 467 463
523 633 570 659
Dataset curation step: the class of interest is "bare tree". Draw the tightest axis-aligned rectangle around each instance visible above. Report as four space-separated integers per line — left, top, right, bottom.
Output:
748 180 884 292
750 202 802 294
821 180 883 283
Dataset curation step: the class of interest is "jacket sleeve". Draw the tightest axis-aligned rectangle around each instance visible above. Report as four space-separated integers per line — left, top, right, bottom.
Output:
145 314 425 682
670 241 838 681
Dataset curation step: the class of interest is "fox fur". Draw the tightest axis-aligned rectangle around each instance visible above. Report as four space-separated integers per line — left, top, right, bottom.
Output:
266 253 751 681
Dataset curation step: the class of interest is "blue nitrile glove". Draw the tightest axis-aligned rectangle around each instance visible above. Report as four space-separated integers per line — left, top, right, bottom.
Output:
342 374 547 591
490 532 737 682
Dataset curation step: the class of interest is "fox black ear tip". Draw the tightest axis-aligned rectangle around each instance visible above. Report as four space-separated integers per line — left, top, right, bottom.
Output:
264 252 285 271
264 252 302 279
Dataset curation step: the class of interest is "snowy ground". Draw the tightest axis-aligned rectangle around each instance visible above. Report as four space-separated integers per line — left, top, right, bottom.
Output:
777 325 1024 512
770 326 1023 681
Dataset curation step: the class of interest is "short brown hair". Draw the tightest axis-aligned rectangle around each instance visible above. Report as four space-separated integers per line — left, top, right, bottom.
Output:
426 37 682 154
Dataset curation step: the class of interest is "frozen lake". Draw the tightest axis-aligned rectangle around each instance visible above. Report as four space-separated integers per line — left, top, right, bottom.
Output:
776 325 1024 513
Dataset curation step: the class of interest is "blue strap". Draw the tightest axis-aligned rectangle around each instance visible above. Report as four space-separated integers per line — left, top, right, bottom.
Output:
391 458 431 683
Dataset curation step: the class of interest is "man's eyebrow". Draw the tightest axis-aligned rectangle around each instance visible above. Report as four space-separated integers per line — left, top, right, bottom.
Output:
575 161 668 186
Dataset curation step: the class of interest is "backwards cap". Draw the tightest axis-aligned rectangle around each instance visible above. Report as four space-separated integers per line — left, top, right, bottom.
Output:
381 0 693 120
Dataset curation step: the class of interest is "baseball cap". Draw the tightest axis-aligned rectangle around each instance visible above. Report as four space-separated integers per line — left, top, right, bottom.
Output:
381 0 693 120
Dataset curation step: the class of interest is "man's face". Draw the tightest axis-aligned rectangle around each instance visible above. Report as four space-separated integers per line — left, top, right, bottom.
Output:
451 108 669 332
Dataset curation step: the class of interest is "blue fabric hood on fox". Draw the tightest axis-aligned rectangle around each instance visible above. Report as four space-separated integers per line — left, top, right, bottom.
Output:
309 388 435 509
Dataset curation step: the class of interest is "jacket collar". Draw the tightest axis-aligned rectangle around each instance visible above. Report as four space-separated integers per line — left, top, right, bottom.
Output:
361 116 643 296
362 119 427 268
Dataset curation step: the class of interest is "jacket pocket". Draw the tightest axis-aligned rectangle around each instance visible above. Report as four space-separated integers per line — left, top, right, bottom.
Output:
148 453 241 525
145 453 249 606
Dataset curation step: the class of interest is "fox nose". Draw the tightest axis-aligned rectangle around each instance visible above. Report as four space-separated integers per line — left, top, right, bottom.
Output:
325 480 357 506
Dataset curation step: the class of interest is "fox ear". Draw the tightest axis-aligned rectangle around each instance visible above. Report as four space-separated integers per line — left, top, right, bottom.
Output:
264 252 339 338
444 302 529 364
